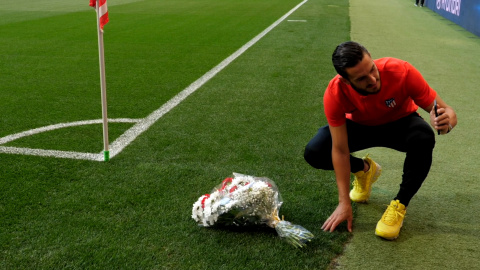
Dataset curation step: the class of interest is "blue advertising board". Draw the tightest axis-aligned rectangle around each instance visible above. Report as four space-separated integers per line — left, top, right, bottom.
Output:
426 0 480 37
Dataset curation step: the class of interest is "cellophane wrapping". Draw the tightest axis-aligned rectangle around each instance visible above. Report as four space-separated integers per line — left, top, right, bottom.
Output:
192 173 314 248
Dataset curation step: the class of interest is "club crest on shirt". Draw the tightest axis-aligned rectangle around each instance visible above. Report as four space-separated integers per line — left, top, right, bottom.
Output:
385 98 396 108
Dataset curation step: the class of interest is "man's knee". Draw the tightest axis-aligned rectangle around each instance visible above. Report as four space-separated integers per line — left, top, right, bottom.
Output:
304 143 320 168
304 141 332 169
304 126 333 170
408 124 435 150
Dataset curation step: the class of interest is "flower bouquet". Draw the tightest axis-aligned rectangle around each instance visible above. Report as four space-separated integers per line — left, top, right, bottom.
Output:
192 173 314 248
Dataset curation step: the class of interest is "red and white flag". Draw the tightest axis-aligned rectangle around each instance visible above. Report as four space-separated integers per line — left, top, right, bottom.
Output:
90 0 109 30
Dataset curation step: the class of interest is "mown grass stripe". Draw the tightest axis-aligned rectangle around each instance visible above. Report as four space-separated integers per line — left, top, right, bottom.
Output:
109 0 309 159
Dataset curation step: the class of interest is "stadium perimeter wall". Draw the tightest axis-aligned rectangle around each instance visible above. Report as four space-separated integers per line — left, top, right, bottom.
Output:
426 0 480 37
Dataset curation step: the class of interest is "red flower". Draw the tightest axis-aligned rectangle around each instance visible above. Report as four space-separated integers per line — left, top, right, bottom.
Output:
219 177 233 191
201 194 210 209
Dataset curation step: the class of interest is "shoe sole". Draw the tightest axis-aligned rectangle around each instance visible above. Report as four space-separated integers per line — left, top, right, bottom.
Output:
375 220 403 240
375 230 399 240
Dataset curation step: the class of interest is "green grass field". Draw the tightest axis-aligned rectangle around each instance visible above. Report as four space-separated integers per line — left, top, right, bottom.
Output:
2 0 479 269
1 0 351 268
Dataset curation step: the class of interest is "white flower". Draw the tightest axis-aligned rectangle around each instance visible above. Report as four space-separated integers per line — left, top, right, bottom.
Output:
193 174 281 228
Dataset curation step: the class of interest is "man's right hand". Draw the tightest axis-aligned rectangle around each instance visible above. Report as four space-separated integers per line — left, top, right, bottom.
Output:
321 202 353 233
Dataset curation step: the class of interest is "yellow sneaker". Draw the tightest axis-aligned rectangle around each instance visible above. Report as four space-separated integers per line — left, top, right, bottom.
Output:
375 200 406 240
349 156 382 202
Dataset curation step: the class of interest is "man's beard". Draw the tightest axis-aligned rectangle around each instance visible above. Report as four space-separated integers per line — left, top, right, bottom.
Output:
350 82 380 96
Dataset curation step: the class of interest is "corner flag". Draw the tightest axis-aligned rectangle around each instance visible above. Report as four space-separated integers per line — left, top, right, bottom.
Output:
90 0 110 161
90 0 109 30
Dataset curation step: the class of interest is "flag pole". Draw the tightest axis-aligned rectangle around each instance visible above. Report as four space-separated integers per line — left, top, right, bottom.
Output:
94 0 110 161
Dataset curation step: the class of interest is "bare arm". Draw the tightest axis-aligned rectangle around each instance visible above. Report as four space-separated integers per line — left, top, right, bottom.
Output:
423 95 457 135
321 123 353 233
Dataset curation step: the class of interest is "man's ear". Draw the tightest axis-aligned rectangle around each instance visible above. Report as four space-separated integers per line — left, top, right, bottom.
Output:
339 77 350 85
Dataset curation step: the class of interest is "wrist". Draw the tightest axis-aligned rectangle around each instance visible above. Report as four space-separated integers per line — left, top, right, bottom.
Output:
338 198 352 206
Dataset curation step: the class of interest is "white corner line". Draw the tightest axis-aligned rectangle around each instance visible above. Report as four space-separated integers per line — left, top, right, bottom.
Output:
0 118 140 145
0 146 103 161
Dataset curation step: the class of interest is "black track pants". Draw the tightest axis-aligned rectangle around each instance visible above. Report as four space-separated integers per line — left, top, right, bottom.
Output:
304 113 435 206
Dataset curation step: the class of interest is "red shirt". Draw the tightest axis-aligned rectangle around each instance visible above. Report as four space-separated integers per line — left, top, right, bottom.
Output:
323 57 437 127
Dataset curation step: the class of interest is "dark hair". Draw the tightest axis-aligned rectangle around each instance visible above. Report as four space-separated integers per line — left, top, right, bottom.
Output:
332 41 369 79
